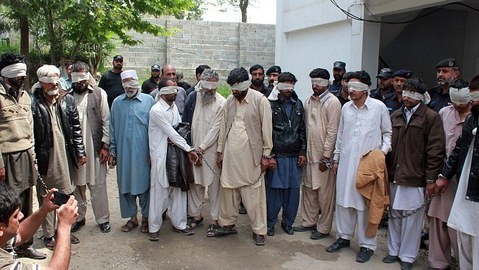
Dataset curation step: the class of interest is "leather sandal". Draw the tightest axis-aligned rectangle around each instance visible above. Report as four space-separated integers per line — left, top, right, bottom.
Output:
187 217 204 230
121 220 138 232
206 224 220 237
252 233 266 246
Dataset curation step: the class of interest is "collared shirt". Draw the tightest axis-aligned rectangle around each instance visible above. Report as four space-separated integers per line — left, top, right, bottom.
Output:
403 102 421 124
278 94 296 120
149 97 193 188
439 105 469 157
0 246 38 270
109 92 154 194
334 96 392 210
59 77 72 91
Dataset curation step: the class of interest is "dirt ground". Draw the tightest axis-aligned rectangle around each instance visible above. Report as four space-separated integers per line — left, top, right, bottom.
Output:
20 169 431 270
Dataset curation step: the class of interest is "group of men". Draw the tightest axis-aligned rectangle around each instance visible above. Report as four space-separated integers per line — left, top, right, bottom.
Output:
1 52 478 270
320 58 478 270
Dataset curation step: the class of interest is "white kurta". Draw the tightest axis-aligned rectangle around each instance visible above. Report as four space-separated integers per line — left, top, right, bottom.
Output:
149 98 194 189
191 92 225 187
302 91 341 190
448 136 479 237
334 97 392 210
72 89 110 186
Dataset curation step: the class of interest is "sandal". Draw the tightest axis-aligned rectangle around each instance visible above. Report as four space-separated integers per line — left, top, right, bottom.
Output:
253 233 266 246
187 217 204 230
121 220 138 232
206 224 220 237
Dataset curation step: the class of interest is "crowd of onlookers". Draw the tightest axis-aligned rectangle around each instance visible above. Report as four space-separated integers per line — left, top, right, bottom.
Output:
0 52 478 270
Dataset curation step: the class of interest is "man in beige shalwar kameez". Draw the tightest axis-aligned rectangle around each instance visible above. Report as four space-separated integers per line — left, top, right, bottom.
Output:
295 68 341 240
69 61 111 234
182 69 226 236
215 67 273 246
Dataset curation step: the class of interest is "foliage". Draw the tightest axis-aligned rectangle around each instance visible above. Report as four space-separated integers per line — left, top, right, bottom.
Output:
0 41 18 53
217 81 231 98
177 0 205 20
0 0 195 74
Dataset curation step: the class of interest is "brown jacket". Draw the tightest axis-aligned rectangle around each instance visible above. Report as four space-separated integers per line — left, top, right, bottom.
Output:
356 149 390 238
389 103 446 187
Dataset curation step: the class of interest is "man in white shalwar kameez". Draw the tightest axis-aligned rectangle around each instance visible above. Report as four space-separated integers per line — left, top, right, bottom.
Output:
182 69 226 236
148 85 199 241
326 71 392 264
69 62 111 233
435 76 479 270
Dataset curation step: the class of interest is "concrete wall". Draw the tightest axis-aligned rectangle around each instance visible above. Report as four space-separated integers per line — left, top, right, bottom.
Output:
113 18 276 84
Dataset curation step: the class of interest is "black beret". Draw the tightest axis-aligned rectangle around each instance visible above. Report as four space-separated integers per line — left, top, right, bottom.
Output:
392 69 412 79
435 58 458 69
266 65 281 75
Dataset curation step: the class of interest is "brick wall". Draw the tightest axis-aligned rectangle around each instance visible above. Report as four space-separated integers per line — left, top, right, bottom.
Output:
115 18 275 84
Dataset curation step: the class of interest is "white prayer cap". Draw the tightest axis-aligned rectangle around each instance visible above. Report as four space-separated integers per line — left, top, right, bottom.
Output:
36 65 60 83
120 70 138 81
449 87 471 105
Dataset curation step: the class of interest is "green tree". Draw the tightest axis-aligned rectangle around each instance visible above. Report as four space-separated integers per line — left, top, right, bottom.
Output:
0 0 195 73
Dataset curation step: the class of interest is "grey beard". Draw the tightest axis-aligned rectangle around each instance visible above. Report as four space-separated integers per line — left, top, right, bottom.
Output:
201 92 216 105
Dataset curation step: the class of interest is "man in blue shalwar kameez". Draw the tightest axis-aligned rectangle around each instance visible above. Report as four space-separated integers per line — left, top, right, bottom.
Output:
265 72 306 236
109 70 155 233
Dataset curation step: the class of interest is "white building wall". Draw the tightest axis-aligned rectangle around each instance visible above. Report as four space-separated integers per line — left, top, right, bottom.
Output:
276 0 476 100
276 0 381 100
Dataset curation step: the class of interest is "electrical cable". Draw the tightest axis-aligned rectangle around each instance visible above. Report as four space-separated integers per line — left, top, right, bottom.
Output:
329 0 479 25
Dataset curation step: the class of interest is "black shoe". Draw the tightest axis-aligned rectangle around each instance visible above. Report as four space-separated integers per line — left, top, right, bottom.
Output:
400 261 413 270
310 230 329 240
239 205 247 215
71 219 86 232
14 246 46 260
172 227 195 236
267 226 275 236
382 255 400 264
70 234 80 244
293 225 316 232
99 222 111 233
356 247 374 263
148 231 160 241
281 223 294 235
215 225 238 236
325 238 350 253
